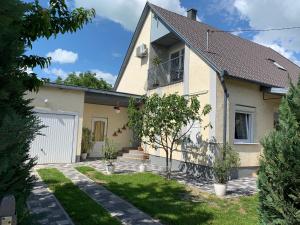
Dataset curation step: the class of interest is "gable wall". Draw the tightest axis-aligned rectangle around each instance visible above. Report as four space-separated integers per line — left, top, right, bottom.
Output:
116 11 152 95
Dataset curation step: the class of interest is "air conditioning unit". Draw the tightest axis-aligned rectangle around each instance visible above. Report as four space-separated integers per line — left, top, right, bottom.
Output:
136 44 147 58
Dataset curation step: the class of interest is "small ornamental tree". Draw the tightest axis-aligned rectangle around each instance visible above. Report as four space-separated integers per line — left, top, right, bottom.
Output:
258 79 300 224
128 93 211 178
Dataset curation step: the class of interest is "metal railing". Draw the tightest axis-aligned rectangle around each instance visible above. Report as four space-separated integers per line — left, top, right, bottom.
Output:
147 56 184 89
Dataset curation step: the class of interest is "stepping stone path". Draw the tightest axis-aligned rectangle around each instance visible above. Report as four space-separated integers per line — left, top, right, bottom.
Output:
27 173 74 225
57 165 162 225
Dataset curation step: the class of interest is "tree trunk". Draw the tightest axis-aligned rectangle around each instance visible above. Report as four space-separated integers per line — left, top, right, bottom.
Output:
165 150 169 178
169 150 173 179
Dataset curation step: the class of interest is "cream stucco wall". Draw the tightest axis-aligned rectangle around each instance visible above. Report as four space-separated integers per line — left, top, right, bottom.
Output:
216 78 281 167
26 86 85 158
83 104 133 151
144 47 214 163
116 8 282 170
116 11 152 95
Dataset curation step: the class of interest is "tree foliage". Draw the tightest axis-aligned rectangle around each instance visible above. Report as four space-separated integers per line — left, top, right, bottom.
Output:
55 71 112 90
0 0 94 220
128 93 211 178
258 79 300 224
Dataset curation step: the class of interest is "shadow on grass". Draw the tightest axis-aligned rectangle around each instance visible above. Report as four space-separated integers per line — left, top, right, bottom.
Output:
77 166 214 225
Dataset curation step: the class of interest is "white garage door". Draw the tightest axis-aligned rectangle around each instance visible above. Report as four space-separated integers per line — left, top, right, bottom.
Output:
30 112 77 164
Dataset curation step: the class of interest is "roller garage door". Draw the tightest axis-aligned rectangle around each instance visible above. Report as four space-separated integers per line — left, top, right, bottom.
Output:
30 112 77 164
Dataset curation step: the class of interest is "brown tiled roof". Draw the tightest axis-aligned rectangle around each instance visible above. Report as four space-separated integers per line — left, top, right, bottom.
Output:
150 4 300 88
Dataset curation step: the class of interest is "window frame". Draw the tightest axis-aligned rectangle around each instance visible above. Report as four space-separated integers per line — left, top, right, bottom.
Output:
169 48 185 82
234 109 254 144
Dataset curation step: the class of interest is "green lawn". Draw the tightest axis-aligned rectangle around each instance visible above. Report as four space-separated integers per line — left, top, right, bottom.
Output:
76 166 258 225
37 168 120 225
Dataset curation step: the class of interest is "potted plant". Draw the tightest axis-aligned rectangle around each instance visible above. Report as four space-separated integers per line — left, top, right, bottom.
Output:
103 139 118 174
139 150 149 172
81 128 94 160
151 56 162 87
212 144 240 197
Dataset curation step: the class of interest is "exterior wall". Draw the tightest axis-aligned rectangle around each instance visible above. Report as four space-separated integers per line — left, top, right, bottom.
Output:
26 86 85 158
217 78 281 167
83 104 133 151
116 11 152 95
145 47 214 164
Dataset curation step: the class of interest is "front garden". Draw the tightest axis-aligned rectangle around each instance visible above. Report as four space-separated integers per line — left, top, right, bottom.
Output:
37 165 258 225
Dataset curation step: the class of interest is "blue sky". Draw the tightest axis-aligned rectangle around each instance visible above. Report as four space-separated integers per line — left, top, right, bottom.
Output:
28 0 300 85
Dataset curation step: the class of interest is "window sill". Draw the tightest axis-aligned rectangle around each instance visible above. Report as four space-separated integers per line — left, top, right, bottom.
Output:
233 142 259 145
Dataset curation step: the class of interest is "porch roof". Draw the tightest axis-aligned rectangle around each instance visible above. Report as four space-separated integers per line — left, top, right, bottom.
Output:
45 83 141 107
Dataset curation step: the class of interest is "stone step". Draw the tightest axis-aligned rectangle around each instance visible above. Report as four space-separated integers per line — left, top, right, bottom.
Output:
128 149 143 154
121 155 144 160
117 156 146 162
123 152 145 157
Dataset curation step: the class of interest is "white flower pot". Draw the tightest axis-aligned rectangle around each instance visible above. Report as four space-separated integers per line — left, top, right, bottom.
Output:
81 153 87 160
106 164 115 175
214 183 227 197
139 163 147 172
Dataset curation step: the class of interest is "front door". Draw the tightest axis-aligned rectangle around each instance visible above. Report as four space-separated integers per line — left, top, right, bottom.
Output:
90 118 107 157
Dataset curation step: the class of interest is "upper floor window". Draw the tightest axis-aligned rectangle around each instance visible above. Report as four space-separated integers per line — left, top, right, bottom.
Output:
170 49 185 82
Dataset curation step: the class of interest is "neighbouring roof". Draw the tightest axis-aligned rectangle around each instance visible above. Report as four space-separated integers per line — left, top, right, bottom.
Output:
114 3 300 89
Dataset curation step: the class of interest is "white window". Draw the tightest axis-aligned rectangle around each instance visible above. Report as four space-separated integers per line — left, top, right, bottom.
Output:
234 108 255 143
169 49 185 81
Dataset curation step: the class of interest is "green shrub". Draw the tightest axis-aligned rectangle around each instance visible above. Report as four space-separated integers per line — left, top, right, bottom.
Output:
212 144 240 184
258 80 300 224
81 128 94 154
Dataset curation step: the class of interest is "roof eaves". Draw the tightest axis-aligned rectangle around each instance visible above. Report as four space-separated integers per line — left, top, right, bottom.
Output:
45 83 141 98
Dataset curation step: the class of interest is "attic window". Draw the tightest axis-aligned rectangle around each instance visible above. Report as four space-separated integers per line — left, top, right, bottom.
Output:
267 58 287 71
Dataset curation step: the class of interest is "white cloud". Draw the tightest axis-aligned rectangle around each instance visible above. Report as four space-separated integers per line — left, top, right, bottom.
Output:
46 49 78 64
43 68 68 78
75 0 191 31
112 52 122 58
232 0 300 64
92 69 117 85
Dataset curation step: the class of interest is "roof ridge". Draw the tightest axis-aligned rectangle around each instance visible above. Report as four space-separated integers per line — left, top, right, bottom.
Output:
148 3 219 30
149 3 294 59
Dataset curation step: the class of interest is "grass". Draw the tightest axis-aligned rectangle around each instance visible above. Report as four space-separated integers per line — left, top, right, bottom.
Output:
76 166 258 225
37 168 120 225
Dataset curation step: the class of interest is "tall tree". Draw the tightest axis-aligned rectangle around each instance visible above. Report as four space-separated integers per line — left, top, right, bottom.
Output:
55 71 112 90
258 79 300 224
0 0 94 220
128 94 211 178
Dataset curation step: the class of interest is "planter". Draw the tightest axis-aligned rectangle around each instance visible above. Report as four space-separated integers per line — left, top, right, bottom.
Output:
139 163 147 172
106 164 115 175
214 183 227 197
81 153 88 160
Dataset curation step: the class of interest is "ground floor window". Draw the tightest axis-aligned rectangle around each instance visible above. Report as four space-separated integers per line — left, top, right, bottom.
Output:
234 106 255 143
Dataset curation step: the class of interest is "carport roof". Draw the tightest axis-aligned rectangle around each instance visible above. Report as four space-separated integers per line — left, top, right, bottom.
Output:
45 83 141 107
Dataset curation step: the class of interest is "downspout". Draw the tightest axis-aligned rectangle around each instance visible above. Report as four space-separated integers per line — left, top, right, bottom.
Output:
219 70 229 150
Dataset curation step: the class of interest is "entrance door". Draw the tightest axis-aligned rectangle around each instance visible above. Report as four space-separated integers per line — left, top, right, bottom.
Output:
90 118 107 157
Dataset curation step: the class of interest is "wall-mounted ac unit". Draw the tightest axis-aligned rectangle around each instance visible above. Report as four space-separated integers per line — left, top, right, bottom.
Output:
136 44 147 58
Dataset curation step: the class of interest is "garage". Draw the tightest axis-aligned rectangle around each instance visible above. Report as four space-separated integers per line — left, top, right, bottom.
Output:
30 111 78 164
